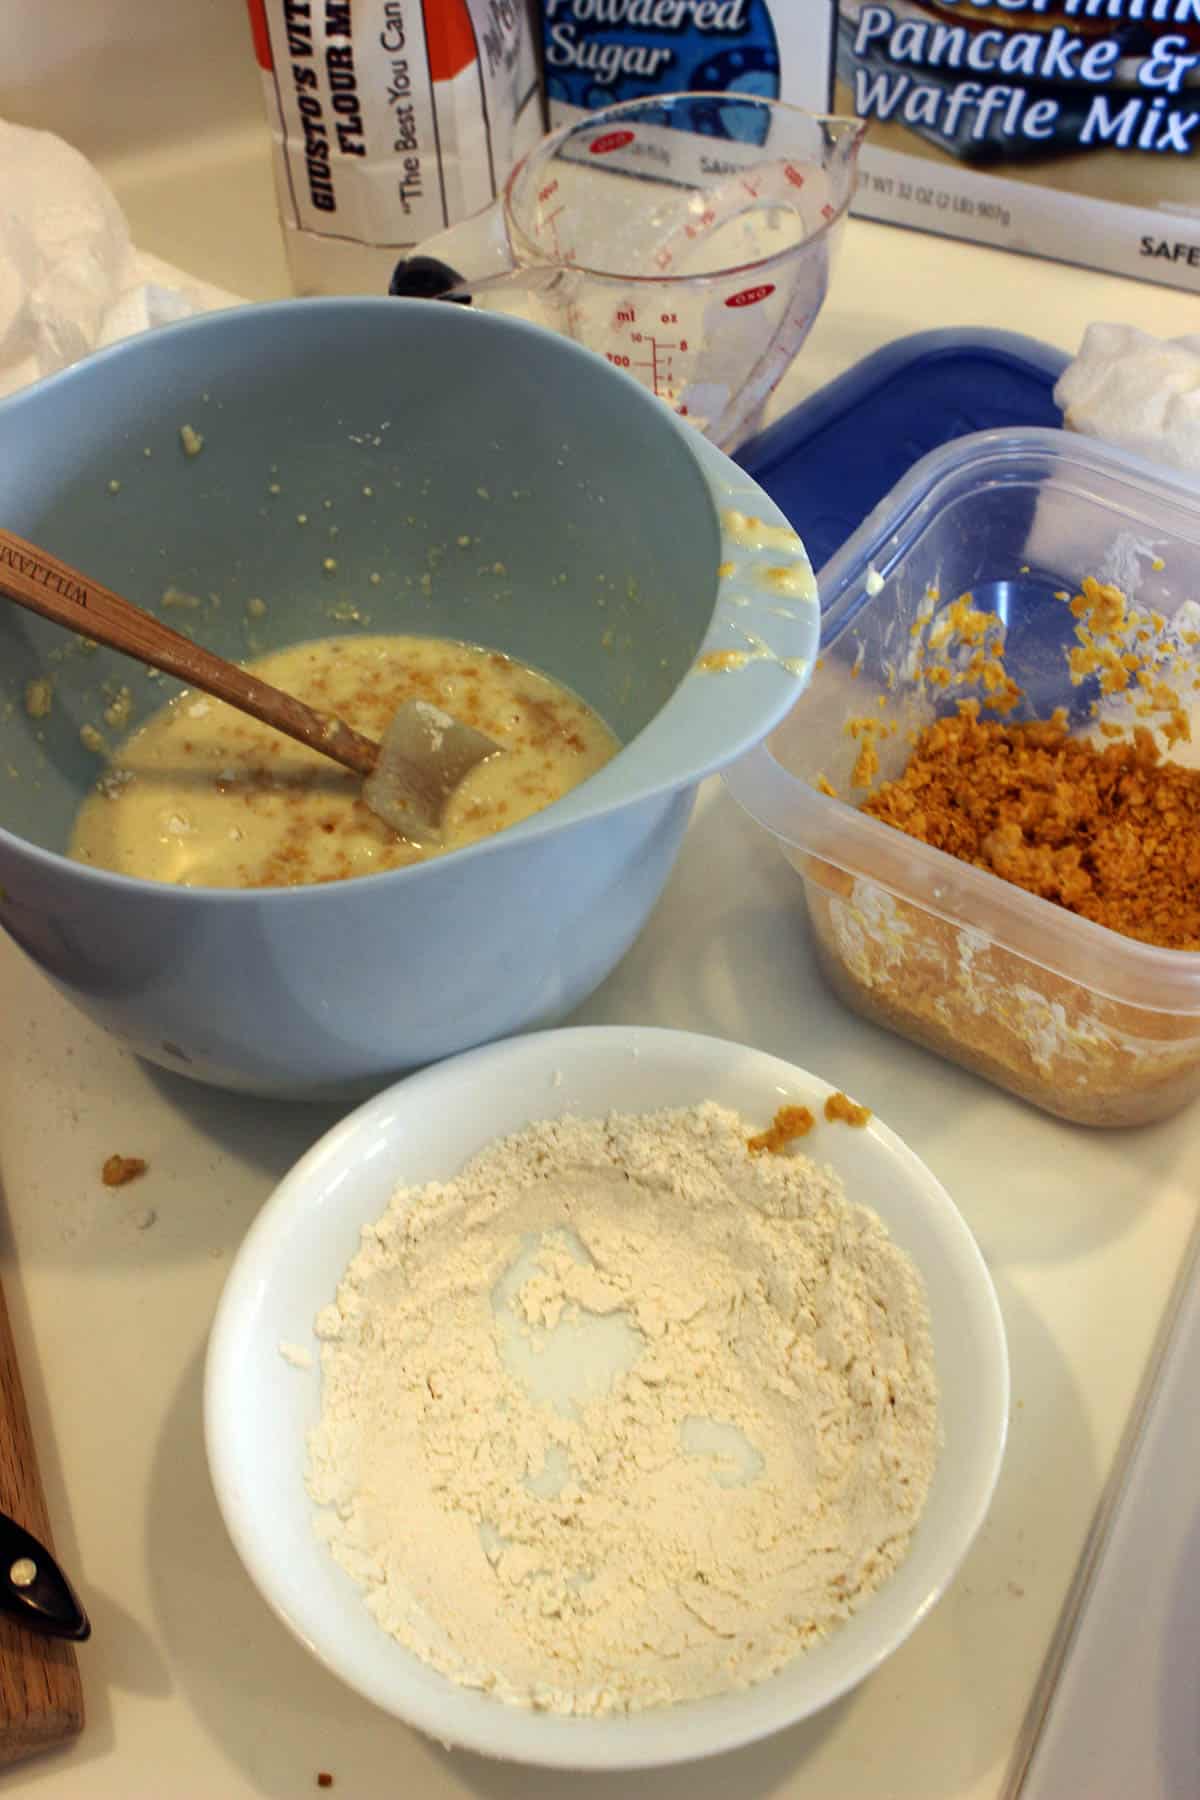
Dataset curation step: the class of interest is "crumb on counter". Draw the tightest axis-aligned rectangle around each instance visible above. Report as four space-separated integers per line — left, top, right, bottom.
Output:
102 1154 147 1187
824 1092 872 1128
162 585 202 610
746 1104 815 1154
179 424 204 457
79 724 105 754
317 1776 334 1790
246 596 268 619
107 479 121 495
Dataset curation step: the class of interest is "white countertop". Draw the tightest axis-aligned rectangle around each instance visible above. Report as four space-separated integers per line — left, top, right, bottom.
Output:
5 64 1200 1800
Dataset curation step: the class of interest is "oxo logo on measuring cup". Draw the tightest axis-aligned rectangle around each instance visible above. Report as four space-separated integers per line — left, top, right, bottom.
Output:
588 129 636 154
725 285 776 308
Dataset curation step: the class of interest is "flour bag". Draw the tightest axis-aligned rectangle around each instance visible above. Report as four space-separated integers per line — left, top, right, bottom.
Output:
246 0 544 293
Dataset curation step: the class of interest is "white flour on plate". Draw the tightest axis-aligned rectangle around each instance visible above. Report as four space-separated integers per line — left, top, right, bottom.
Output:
307 1102 939 1715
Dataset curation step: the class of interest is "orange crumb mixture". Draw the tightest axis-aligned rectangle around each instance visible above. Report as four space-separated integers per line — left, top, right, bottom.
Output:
824 1092 872 1127
863 701 1200 951
746 1093 871 1152
746 1105 814 1154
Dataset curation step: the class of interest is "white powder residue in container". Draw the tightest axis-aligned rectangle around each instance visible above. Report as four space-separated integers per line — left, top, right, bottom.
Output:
307 1103 939 1716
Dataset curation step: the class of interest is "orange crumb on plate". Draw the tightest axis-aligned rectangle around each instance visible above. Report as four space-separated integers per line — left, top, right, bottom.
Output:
824 1092 872 1127
747 1104 815 1154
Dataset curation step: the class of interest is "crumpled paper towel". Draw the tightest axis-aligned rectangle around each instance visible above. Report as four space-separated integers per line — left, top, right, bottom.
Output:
1054 322 1200 475
0 118 245 401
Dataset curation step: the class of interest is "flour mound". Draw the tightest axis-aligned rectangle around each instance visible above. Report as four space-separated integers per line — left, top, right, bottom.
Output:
307 1102 939 1715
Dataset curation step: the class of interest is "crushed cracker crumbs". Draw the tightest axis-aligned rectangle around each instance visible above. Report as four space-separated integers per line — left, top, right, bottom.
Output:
911 593 1023 714
822 577 1200 952
845 713 899 790
102 1154 147 1188
864 702 1200 950
1065 577 1191 747
179 424 204 457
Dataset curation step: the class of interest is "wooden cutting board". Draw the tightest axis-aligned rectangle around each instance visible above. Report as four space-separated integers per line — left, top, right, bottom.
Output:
0 1275 83 1762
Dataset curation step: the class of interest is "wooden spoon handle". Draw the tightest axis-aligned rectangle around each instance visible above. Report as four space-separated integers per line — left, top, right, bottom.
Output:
0 529 379 777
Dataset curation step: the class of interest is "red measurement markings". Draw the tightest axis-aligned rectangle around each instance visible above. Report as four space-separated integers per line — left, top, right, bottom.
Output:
611 316 690 399
540 203 567 258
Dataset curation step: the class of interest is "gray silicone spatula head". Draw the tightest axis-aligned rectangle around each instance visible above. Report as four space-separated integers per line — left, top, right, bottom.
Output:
363 699 500 841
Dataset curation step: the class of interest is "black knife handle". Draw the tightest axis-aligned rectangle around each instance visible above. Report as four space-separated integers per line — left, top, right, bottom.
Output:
0 1510 90 1642
387 254 472 303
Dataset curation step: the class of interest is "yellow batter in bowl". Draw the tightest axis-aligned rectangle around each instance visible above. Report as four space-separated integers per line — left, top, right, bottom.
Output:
69 634 619 888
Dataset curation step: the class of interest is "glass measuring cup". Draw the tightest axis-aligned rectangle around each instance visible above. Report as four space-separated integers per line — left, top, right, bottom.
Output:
397 94 867 452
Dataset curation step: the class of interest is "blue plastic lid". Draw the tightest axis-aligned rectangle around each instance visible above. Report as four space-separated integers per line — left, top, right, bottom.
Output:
734 328 1069 573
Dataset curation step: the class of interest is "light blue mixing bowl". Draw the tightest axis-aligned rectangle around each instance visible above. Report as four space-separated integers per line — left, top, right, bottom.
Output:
0 299 816 1097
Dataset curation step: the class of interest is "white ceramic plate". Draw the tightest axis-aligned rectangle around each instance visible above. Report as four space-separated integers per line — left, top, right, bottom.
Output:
204 1026 1009 1770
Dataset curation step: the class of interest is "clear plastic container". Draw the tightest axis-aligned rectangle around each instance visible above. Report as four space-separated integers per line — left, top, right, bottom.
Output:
725 428 1200 1127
